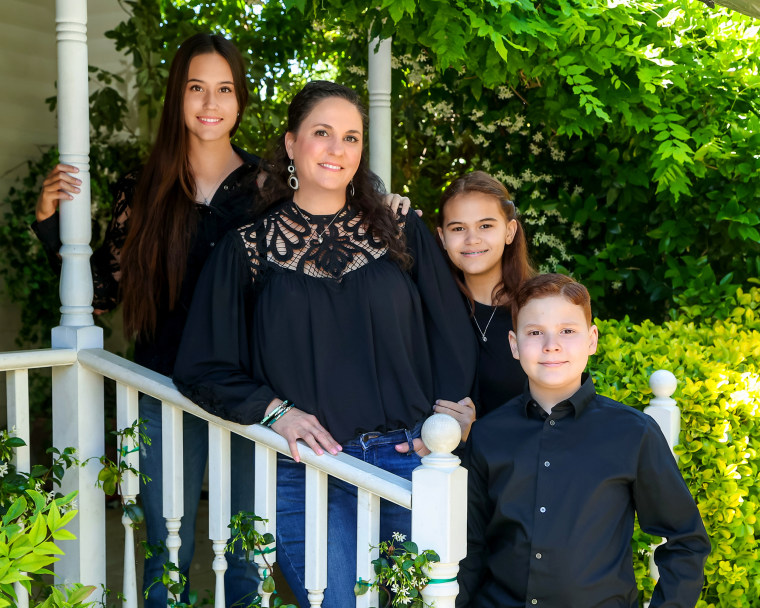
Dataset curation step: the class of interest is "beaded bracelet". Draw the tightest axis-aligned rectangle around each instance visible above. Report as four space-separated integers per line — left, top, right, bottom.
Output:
260 400 293 427
267 402 293 427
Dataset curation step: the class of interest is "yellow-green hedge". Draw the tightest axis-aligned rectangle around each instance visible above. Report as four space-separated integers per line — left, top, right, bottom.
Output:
592 287 760 607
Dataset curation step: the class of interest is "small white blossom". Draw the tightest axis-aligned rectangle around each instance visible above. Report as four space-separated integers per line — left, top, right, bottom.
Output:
529 143 542 155
612 281 622 290
531 190 542 199
392 532 407 542
497 86 514 100
345 65 366 77
0 462 8 477
572 185 584 197
532 132 544 143
571 224 584 240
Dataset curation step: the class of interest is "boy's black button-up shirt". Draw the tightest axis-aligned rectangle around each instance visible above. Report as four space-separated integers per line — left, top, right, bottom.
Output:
457 376 710 608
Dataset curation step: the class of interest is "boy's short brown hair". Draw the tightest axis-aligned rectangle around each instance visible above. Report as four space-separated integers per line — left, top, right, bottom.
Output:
512 273 593 328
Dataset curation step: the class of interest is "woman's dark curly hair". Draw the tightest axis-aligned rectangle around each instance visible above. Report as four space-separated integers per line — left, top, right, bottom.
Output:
259 80 411 267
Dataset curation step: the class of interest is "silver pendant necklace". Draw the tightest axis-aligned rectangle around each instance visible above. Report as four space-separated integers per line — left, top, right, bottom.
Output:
469 301 497 342
293 202 344 244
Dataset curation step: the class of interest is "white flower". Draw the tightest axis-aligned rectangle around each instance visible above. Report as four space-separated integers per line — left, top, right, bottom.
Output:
392 531 407 542
529 143 542 155
572 185 584 197
532 132 544 143
0 462 8 477
531 190 542 199
612 281 622 290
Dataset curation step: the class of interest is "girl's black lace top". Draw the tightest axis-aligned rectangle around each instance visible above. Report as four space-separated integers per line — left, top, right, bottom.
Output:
173 201 478 443
32 147 262 375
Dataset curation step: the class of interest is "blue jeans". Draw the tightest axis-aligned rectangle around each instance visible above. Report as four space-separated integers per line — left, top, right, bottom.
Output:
139 395 259 607
275 425 423 607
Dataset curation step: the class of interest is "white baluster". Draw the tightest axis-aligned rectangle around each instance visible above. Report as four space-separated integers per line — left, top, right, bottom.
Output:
7 369 31 608
208 425 231 608
644 369 680 585
305 466 327 607
368 36 392 189
413 414 467 608
116 384 140 608
162 403 184 599
254 444 277 607
355 489 380 608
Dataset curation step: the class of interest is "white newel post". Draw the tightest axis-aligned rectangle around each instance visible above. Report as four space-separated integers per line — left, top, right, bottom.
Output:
368 36 392 190
644 369 680 584
412 414 467 608
52 0 106 590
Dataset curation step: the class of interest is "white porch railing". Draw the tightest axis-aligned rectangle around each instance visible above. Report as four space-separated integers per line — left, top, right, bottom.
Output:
2 347 469 608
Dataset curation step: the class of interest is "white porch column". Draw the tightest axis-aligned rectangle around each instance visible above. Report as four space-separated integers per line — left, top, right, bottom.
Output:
368 37 392 190
52 0 106 591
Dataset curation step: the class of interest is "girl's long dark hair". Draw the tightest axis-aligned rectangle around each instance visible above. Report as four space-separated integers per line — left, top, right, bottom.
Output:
259 80 410 267
437 171 535 308
120 34 248 338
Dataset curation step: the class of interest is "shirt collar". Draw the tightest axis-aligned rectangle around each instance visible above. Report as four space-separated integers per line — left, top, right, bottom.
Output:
521 373 596 419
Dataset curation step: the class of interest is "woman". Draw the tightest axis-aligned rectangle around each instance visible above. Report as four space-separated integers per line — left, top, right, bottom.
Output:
34 33 260 607
434 171 535 439
173 80 477 605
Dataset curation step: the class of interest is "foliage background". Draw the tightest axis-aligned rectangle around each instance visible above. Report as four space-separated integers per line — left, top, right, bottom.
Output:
0 0 759 605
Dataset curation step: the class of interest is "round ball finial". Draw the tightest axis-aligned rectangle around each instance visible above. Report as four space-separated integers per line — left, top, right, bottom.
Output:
650 369 677 399
421 413 462 454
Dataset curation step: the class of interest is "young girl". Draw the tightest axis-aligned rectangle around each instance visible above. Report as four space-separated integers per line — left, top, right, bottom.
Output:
434 171 535 439
173 80 477 605
34 33 260 607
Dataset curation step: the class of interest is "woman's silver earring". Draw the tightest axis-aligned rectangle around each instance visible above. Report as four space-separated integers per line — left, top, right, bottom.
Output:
288 159 299 191
349 180 355 198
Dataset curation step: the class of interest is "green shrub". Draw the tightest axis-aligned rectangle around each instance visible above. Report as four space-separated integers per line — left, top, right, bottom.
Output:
592 285 760 606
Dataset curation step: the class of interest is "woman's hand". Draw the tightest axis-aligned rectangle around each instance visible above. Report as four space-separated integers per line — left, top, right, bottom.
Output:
433 397 476 442
384 193 422 217
36 164 81 222
270 405 342 463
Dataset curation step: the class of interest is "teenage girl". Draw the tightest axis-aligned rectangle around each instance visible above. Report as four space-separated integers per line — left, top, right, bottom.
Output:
34 33 260 607
434 171 535 440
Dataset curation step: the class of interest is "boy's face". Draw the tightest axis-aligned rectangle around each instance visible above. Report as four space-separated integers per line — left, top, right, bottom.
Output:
509 295 598 409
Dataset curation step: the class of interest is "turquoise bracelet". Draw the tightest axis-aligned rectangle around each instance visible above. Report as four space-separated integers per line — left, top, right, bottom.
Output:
260 400 292 426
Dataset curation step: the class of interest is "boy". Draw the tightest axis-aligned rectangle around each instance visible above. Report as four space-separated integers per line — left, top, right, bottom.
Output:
456 274 710 608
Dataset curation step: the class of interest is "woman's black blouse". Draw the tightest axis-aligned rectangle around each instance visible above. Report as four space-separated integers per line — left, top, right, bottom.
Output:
470 300 527 416
174 202 478 444
32 147 261 376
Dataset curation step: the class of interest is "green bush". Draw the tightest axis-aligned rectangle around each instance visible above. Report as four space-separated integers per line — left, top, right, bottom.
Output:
592 285 760 606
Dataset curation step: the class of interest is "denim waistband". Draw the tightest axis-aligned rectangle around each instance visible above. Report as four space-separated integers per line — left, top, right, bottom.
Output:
344 420 424 451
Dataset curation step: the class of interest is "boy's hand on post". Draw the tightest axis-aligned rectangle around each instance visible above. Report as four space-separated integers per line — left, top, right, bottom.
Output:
433 397 476 442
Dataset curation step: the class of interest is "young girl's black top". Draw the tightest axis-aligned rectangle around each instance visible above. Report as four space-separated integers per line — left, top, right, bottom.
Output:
470 299 527 415
173 202 477 444
32 147 261 376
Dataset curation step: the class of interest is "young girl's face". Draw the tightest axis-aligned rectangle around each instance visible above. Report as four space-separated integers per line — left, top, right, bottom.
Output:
183 52 239 145
437 191 517 285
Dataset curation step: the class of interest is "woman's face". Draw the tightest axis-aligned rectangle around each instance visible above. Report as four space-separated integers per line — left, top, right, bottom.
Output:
183 52 239 145
437 191 517 284
284 96 363 197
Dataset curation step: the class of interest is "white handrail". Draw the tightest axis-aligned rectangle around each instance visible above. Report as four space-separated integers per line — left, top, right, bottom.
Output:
77 348 412 508
0 348 77 371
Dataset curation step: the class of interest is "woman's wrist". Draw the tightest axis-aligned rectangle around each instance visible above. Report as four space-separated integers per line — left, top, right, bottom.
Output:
261 399 294 427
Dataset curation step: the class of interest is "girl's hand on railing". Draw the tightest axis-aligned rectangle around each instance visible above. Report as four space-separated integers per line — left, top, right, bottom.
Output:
271 407 342 463
36 164 81 222
433 397 476 442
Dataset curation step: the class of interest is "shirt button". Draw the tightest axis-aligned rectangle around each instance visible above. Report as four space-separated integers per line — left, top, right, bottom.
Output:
210 242 215 247
544 461 550 467
549 420 556 426
531 600 538 605
539 506 546 513
223 185 229 190
536 552 542 559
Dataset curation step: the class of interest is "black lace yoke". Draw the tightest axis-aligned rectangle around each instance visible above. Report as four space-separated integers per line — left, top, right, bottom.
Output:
174 202 478 445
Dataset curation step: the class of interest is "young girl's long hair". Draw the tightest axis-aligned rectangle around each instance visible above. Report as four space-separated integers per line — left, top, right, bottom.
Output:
121 34 249 338
259 80 410 268
437 171 535 307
